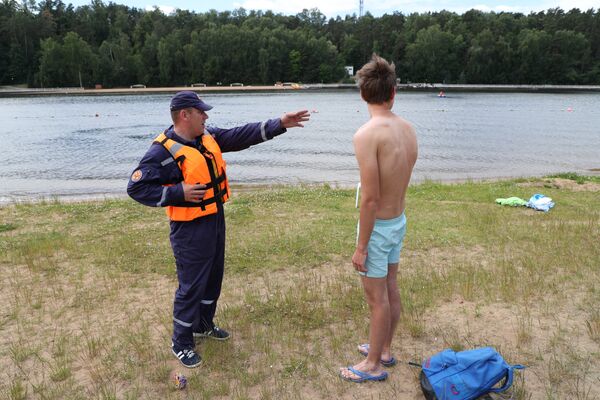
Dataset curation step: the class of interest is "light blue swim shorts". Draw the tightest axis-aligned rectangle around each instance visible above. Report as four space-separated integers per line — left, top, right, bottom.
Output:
359 213 407 278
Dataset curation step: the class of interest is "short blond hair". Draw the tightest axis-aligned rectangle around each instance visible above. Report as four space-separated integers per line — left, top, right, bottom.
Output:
356 54 396 104
171 108 193 123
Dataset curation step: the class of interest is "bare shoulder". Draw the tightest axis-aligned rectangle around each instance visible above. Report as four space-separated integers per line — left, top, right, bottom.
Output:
353 122 380 157
391 116 417 149
392 115 415 134
354 117 390 140
354 119 376 137
353 120 375 144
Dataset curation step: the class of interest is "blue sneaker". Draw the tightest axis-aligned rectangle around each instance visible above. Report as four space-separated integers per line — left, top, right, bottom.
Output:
171 343 202 368
193 326 230 341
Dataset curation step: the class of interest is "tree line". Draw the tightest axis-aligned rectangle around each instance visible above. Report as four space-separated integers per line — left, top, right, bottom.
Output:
1 0 599 88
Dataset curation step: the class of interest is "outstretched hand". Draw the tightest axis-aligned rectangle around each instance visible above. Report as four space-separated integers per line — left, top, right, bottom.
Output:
280 110 310 128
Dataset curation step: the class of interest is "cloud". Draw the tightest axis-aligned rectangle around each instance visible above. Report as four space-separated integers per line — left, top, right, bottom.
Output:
145 4 176 15
371 0 599 14
233 0 358 17
234 0 599 17
472 4 524 13
554 0 598 11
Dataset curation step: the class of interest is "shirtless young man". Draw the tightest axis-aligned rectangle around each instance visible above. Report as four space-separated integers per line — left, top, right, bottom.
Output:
340 55 418 383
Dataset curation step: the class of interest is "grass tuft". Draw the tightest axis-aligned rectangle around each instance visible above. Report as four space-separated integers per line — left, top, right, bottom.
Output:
0 223 17 233
585 311 600 343
6 380 27 400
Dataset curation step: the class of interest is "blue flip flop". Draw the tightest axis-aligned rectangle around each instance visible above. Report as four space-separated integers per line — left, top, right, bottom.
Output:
358 344 398 367
340 366 388 383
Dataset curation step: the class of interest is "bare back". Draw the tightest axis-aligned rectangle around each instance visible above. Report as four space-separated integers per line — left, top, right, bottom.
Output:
354 113 418 220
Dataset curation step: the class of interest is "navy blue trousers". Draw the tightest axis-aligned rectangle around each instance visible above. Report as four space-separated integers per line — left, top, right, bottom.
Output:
169 208 225 348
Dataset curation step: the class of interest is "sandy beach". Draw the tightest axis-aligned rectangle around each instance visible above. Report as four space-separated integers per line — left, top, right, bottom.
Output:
2 83 600 97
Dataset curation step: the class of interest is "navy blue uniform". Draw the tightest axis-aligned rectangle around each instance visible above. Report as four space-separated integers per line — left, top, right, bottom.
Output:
128 119 286 348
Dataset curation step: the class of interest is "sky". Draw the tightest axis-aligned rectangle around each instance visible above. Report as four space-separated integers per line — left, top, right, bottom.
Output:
63 0 598 18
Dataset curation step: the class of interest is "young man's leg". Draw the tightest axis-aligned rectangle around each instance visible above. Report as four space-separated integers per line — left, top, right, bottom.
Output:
363 276 391 366
380 213 406 360
383 263 401 360
340 276 389 380
355 263 400 364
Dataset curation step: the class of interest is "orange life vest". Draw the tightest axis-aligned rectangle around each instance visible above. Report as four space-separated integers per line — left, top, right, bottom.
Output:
154 132 230 221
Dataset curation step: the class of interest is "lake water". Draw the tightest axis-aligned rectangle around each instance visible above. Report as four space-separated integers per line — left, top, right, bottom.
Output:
1 91 599 202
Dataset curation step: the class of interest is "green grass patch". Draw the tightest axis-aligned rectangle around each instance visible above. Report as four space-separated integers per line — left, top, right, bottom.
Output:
0 223 17 233
546 172 600 184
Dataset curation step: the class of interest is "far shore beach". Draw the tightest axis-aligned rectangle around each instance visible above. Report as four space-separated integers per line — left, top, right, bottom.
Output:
2 83 600 97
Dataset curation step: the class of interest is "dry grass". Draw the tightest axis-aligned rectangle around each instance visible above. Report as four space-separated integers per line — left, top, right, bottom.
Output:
0 177 599 399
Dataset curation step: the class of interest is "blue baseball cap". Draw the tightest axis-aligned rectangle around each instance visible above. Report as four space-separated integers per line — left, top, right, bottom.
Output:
170 91 213 112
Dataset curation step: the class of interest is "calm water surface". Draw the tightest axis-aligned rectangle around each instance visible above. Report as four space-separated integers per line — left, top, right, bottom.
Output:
1 91 599 202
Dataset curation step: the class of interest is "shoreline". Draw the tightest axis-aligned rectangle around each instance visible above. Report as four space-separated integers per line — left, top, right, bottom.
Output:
2 173 598 206
2 83 600 97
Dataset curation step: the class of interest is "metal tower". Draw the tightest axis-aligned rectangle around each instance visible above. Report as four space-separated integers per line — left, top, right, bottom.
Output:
359 0 364 17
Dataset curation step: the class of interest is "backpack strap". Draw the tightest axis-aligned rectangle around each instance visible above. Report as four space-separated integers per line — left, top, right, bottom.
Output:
489 364 525 393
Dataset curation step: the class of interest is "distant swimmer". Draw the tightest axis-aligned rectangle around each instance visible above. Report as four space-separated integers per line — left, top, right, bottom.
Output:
438 90 446 98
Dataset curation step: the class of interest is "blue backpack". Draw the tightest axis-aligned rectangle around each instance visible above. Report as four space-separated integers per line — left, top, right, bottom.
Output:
419 347 525 400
